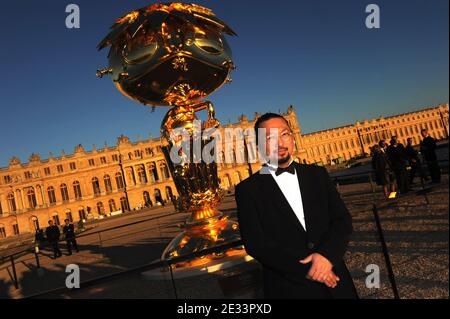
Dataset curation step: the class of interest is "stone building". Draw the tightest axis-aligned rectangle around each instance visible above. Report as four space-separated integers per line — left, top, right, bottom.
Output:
0 103 448 239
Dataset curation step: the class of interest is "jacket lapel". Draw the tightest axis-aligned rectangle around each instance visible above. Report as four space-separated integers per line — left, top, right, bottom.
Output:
293 162 315 234
256 165 307 234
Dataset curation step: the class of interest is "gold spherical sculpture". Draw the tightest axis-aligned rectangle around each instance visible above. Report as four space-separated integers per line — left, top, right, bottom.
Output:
97 3 241 264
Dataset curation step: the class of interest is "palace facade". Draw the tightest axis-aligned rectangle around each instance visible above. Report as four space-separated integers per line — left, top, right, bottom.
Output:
0 103 448 239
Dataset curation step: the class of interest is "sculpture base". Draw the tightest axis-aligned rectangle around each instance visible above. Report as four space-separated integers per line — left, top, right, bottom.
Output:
142 248 252 280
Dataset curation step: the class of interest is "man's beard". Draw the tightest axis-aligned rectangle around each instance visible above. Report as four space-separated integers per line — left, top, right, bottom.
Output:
278 153 291 165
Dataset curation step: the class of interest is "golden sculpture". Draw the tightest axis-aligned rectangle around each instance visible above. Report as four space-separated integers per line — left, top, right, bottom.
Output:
97 3 241 265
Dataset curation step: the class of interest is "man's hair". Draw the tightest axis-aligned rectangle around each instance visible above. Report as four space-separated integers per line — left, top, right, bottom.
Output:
65 219 70 222
254 113 290 145
378 140 385 147
421 128 428 133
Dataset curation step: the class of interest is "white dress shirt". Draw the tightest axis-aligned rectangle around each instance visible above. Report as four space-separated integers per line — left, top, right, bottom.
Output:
267 159 307 231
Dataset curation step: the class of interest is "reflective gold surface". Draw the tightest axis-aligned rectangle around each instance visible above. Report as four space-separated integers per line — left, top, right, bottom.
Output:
97 2 236 107
97 3 240 265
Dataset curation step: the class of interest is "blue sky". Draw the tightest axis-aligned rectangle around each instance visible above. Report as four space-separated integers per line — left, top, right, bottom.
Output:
0 0 448 167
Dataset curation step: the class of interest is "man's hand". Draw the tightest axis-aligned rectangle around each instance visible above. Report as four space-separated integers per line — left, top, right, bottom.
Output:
300 253 340 288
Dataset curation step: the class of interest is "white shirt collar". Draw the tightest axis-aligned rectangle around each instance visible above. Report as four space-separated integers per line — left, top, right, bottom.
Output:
266 157 294 170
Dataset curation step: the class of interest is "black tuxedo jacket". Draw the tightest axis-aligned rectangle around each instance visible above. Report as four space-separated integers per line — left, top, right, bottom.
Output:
235 162 357 299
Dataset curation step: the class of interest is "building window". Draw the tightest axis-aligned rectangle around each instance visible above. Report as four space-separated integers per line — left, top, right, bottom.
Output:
145 148 153 156
120 197 130 212
112 154 119 162
100 156 107 164
0 226 6 239
57 165 64 173
69 162 76 170
109 199 117 212
88 159 95 166
97 202 105 215
134 150 142 158
44 167 51 175
27 188 37 209
31 217 40 231
160 163 170 180
137 166 147 184
24 171 33 180
92 177 101 196
104 175 113 193
66 211 73 223
115 172 124 190
78 209 86 221
60 184 69 202
73 181 82 199
143 191 152 206
13 224 19 235
52 214 60 226
8 193 17 212
48 187 57 205
3 175 12 184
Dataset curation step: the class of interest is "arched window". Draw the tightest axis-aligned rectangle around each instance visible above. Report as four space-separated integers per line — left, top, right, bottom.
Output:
147 163 159 182
120 197 130 212
165 186 173 201
115 172 124 190
31 216 39 231
65 210 73 223
0 224 6 239
48 186 57 205
97 202 105 215
104 175 112 193
143 191 152 207
78 207 86 221
160 163 170 180
27 188 37 209
73 181 82 199
7 193 17 212
92 177 101 195
60 184 69 202
108 199 117 212
137 166 147 184
52 212 60 226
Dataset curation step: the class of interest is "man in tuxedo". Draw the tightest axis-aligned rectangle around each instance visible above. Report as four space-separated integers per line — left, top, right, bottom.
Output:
235 113 357 299
420 129 441 183
63 219 79 255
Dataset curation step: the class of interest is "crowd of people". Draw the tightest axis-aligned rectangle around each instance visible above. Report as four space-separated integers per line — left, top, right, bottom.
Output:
35 219 79 259
371 128 442 198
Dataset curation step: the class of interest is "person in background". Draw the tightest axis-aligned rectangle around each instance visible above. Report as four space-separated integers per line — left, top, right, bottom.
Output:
386 137 410 194
420 129 441 183
372 143 396 198
45 220 62 259
63 219 79 255
405 138 424 185
34 228 45 249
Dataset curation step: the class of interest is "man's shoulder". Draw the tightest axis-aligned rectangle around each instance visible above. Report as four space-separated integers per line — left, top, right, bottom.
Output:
294 162 326 175
235 170 260 192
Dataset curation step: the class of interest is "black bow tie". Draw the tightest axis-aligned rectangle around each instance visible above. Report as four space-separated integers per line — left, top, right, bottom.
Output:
275 162 295 176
